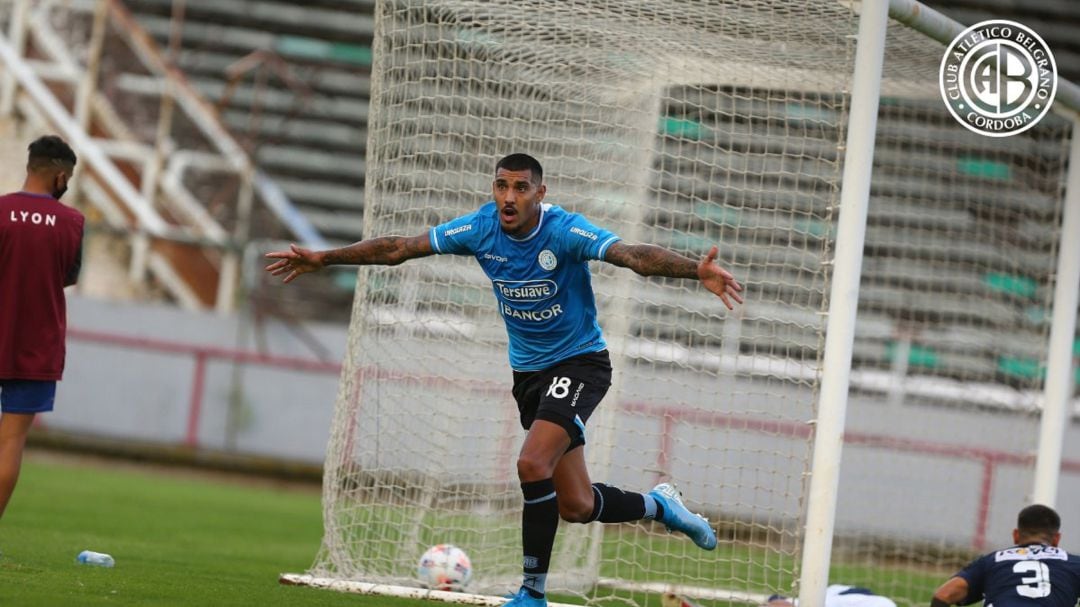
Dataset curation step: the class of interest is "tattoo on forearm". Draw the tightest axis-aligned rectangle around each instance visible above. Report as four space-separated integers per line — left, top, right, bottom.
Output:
402 237 428 258
325 236 410 266
624 244 697 278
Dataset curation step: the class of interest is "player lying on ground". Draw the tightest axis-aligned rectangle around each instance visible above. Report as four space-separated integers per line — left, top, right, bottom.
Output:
764 585 897 607
932 504 1080 607
266 153 743 607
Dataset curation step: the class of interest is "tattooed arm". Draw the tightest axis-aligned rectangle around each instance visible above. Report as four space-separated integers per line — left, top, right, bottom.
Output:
604 242 743 310
265 234 434 284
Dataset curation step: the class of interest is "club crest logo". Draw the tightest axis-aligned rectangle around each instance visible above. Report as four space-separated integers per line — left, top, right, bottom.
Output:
538 249 557 271
939 20 1057 137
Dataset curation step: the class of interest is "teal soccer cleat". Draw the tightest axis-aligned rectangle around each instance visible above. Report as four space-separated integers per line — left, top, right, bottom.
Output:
502 587 548 607
648 483 718 550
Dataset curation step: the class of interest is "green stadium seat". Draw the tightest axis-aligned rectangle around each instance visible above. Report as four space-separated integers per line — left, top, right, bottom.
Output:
275 36 372 66
660 117 709 140
998 356 1044 380
982 273 1038 298
956 157 1011 180
885 341 941 369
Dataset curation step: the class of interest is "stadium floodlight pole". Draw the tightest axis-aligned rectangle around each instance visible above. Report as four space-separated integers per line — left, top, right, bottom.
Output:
1032 115 1080 506
796 1 889 607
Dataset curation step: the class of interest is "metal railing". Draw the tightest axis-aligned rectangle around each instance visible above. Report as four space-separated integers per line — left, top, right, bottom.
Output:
0 0 325 311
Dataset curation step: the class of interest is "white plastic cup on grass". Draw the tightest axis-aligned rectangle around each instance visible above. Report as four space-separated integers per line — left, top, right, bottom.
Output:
76 550 115 568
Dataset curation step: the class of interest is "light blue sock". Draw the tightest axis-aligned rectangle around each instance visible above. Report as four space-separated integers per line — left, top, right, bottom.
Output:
523 573 548 598
643 494 659 520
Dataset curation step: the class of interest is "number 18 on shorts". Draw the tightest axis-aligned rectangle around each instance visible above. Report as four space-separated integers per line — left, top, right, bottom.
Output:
511 350 612 450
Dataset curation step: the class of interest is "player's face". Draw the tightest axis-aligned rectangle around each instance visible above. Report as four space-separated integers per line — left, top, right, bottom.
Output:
493 168 545 237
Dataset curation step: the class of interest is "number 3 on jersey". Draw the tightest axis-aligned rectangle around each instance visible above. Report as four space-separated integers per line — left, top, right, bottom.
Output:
1015 560 1051 598
546 376 572 399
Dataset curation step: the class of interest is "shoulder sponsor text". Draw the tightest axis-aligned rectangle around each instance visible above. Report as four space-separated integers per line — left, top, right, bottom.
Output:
569 226 598 240
444 224 473 237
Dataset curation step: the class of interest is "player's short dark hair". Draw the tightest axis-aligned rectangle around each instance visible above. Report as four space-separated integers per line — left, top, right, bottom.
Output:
27 135 77 172
1017 504 1060 535
495 153 543 184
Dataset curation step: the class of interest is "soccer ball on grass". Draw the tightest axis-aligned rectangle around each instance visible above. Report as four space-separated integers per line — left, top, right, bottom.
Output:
417 544 472 591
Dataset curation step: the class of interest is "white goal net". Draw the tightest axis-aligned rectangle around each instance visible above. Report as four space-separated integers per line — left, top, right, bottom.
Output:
298 1 1078 606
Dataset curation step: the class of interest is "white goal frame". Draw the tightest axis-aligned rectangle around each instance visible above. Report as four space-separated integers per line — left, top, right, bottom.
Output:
801 2 1080 607
284 1 1080 606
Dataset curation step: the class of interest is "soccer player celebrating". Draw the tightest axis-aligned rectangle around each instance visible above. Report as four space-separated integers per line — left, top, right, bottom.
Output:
931 504 1080 607
0 135 84 520
266 153 743 607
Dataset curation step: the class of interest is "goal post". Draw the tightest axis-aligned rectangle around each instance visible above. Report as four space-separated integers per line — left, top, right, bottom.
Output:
1033 121 1080 506
288 1 1080 606
799 2 891 607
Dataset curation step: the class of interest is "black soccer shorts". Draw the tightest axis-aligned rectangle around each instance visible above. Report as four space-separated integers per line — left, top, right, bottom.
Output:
511 349 612 451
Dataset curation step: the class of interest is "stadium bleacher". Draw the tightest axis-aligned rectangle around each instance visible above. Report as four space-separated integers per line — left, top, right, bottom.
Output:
126 0 374 242
649 89 1067 389
119 0 1077 391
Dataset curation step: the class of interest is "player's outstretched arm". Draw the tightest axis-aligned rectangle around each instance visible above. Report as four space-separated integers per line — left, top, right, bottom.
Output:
264 234 434 284
604 242 743 310
930 576 969 607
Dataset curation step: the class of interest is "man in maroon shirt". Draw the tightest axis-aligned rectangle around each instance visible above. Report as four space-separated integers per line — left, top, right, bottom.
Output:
0 135 83 520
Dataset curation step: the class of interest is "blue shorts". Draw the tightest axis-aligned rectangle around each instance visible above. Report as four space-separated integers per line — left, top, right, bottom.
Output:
0 379 57 414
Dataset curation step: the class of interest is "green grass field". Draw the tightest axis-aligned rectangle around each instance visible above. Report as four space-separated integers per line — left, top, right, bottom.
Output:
0 450 948 607
0 451 424 606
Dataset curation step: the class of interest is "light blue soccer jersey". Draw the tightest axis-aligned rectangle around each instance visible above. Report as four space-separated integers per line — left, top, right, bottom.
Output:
429 201 621 371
